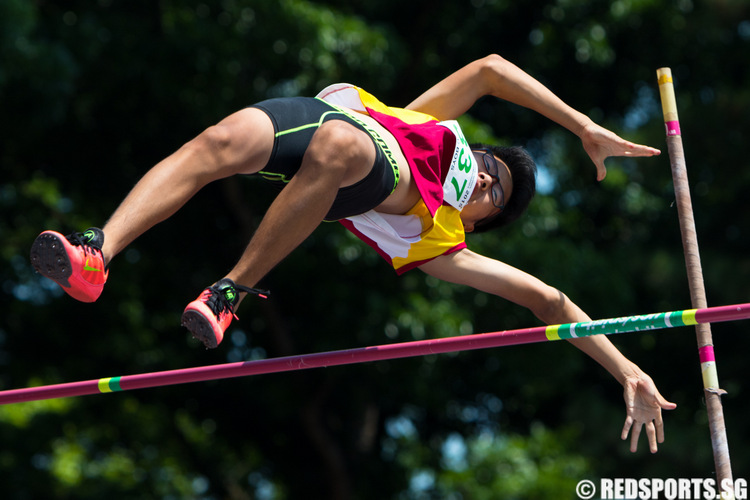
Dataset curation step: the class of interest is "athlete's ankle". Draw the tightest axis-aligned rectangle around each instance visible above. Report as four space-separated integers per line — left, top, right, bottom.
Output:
102 252 113 268
99 235 120 268
223 273 261 292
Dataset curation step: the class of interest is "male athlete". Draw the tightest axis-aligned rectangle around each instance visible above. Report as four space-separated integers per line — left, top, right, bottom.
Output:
30 55 676 453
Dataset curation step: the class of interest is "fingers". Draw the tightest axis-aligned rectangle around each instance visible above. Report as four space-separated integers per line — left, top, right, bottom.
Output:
596 162 607 181
621 144 662 157
657 393 678 410
655 415 666 444
620 376 674 453
623 414 667 454
661 400 678 410
620 415 634 441
589 141 659 181
624 419 659 453
629 421 642 453
646 420 658 453
618 137 660 155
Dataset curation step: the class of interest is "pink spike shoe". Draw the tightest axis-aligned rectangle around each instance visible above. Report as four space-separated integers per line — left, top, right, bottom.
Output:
30 228 108 303
181 278 268 349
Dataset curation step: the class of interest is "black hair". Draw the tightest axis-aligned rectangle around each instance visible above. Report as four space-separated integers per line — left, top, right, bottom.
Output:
469 143 537 233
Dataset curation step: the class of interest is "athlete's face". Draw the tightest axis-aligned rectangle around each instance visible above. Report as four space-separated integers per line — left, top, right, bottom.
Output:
459 150 513 232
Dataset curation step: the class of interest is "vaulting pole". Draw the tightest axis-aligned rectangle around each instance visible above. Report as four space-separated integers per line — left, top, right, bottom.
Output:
1 303 749 405
657 68 733 485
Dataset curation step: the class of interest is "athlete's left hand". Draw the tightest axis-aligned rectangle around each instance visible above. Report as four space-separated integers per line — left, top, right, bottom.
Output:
580 122 661 181
620 372 677 453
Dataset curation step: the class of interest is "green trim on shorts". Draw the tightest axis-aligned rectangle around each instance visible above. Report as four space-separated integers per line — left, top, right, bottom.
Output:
258 98 400 193
273 109 345 138
258 171 291 183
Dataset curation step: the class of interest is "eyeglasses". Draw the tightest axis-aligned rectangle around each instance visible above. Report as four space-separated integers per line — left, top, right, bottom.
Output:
474 148 506 211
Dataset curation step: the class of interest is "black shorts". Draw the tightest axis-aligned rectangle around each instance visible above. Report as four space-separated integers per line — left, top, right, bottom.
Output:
251 97 400 221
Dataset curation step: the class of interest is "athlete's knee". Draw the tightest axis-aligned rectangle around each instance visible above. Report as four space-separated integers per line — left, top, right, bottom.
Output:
174 126 233 183
304 121 374 180
189 124 234 167
185 114 268 178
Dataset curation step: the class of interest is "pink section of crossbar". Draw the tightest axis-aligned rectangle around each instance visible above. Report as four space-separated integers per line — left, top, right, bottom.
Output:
695 303 750 324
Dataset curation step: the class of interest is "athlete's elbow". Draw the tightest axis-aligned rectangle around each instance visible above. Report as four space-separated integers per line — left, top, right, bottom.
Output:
531 287 570 325
479 54 511 77
473 54 514 95
481 53 509 67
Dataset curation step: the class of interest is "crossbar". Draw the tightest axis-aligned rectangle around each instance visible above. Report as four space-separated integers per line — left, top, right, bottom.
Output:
1 302 748 405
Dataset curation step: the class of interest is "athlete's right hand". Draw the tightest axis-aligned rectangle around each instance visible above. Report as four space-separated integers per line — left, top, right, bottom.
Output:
579 122 661 181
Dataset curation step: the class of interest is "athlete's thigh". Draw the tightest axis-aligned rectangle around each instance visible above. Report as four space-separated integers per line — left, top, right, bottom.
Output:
213 107 275 175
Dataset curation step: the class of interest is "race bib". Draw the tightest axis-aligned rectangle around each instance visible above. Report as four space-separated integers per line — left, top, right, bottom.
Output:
438 120 477 211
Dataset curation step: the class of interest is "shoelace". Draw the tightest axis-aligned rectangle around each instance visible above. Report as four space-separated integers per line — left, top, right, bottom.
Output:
206 282 270 321
66 231 100 251
232 283 270 300
65 231 105 262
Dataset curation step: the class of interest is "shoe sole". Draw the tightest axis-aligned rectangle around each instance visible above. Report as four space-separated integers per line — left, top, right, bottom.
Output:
181 310 219 349
30 232 72 288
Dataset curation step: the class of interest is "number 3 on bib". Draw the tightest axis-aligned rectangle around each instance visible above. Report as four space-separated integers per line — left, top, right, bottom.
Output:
439 121 478 211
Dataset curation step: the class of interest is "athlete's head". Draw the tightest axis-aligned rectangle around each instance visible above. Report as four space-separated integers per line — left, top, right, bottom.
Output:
467 144 537 233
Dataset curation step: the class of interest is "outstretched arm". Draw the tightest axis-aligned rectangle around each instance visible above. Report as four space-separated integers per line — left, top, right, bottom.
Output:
419 249 676 453
406 54 660 180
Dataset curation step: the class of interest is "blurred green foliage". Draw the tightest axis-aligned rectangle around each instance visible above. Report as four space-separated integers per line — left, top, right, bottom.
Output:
1 0 749 498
